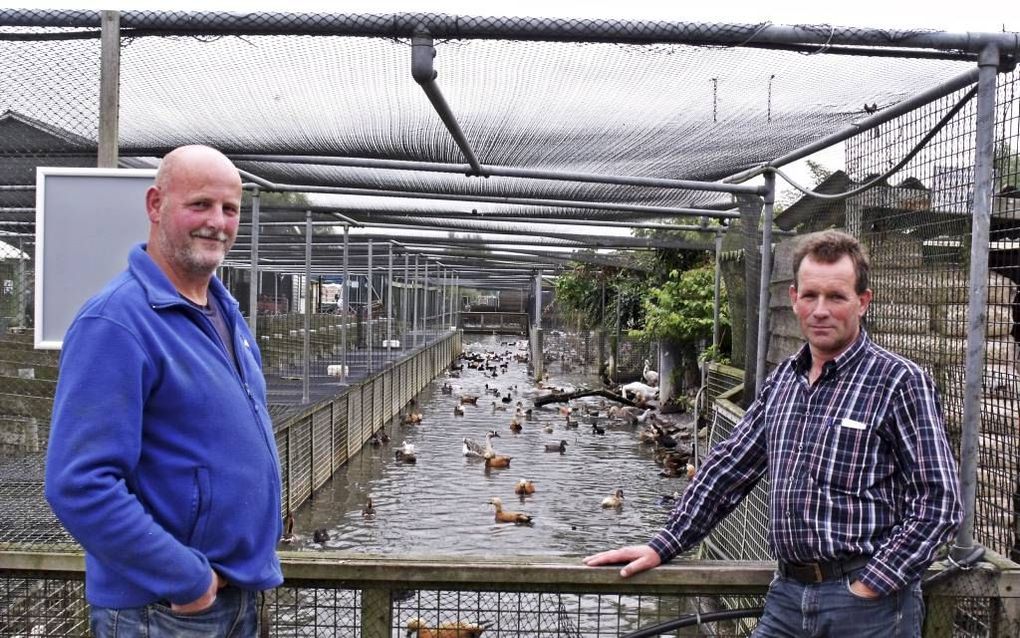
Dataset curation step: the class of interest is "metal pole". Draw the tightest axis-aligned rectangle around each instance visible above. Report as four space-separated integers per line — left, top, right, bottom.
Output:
713 232 722 350
302 211 312 404
954 44 999 558
449 270 456 328
738 194 762 407
533 269 544 380
412 28 483 175
534 270 542 330
412 254 420 348
367 239 374 373
754 172 776 396
387 243 394 356
97 10 120 168
16 237 25 329
247 189 260 336
342 224 349 379
423 258 430 341
14 12 1018 53
599 276 606 371
440 269 447 329
613 277 621 382
229 153 761 195
402 251 409 346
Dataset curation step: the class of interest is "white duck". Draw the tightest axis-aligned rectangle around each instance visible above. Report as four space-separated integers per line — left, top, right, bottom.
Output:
643 359 659 386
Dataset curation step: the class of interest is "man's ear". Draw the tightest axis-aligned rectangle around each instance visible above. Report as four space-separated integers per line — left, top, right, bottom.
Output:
145 186 162 224
788 284 798 307
859 288 873 316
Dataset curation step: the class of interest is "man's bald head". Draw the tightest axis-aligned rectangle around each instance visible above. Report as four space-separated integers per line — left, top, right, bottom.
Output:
153 145 241 193
145 145 243 296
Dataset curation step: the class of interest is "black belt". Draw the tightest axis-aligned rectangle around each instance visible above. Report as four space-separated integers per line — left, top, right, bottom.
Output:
777 556 871 584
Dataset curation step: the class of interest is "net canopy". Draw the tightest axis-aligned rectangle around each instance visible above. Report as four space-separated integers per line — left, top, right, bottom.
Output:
1 9 1013 273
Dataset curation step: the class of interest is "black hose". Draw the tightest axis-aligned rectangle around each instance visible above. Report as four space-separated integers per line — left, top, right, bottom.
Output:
619 607 766 638
921 545 985 592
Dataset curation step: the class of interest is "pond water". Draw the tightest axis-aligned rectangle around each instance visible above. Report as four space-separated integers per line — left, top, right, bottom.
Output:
287 334 692 559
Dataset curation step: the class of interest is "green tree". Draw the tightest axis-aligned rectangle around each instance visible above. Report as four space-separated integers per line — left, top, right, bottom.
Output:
632 266 727 345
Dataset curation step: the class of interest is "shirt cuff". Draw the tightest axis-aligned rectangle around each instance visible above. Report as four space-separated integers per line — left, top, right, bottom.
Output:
649 529 684 563
856 561 905 597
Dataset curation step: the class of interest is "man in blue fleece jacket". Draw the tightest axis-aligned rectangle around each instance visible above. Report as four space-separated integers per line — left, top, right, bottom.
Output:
46 145 283 637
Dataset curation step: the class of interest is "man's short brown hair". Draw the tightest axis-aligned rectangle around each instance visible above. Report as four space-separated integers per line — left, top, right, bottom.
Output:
792 230 870 294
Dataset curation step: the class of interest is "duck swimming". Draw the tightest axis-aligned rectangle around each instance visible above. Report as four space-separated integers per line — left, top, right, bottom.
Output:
544 439 568 454
484 454 512 469
489 497 532 525
454 405 465 417
313 528 330 543
601 488 625 509
362 498 375 517
509 418 523 433
514 479 536 496
463 431 500 458
395 441 418 463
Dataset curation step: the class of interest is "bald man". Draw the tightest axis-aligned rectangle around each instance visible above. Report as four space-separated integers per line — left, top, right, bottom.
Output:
46 146 282 637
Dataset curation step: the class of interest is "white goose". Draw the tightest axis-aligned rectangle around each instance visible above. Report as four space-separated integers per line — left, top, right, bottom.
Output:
463 430 500 458
643 359 659 386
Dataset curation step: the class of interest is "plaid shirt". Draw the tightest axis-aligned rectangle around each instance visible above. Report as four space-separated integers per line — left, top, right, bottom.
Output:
650 330 962 595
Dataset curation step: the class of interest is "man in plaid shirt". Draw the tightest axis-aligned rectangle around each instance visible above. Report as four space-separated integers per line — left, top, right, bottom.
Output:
585 230 962 637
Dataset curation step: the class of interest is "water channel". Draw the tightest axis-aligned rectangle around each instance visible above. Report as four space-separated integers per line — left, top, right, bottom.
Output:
288 334 693 559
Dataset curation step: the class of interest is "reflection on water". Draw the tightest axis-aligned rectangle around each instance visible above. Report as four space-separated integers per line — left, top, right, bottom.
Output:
288 334 690 558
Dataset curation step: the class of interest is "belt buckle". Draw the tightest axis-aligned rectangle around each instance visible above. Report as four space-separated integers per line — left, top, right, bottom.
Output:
811 563 823 583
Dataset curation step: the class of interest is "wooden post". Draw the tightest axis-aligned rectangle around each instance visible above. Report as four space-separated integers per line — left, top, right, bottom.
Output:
98 11 120 168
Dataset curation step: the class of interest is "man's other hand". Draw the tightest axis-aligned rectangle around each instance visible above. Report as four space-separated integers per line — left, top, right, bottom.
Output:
171 570 227 614
583 545 662 578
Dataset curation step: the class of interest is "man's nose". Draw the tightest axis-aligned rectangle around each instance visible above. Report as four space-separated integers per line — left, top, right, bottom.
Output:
204 205 228 227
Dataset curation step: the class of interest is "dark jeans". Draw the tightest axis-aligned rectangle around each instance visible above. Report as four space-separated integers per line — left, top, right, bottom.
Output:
752 570 923 637
90 586 261 638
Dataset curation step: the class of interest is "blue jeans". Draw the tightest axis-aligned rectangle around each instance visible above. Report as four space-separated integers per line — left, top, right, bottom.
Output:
752 570 923 637
89 586 262 638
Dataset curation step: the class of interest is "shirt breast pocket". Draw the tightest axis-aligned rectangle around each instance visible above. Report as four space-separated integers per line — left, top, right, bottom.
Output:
809 417 877 493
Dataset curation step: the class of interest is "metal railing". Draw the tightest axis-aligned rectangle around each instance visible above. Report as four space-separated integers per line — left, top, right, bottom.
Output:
0 549 1016 637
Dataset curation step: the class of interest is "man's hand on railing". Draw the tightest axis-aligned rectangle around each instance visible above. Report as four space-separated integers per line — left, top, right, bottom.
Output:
582 544 662 578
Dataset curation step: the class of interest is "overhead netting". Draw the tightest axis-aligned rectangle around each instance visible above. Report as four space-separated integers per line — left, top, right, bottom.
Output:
2 11 973 211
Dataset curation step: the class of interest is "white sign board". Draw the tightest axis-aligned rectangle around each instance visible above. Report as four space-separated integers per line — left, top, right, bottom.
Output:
35 168 155 349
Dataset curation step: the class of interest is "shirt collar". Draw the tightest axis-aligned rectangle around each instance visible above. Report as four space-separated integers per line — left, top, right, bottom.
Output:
128 243 237 311
792 328 870 380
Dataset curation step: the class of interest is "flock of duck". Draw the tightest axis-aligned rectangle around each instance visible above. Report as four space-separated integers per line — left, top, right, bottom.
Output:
283 338 699 550
396 341 697 529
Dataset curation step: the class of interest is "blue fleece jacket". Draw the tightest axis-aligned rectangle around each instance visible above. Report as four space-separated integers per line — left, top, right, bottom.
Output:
45 244 283 608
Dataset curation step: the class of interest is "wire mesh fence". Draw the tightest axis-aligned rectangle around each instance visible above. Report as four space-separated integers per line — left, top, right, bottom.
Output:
0 555 1017 637
838 69 1020 563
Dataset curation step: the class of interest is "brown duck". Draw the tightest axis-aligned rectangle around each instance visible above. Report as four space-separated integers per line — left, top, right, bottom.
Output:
514 479 536 496
489 497 533 525
406 618 492 638
484 454 512 469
